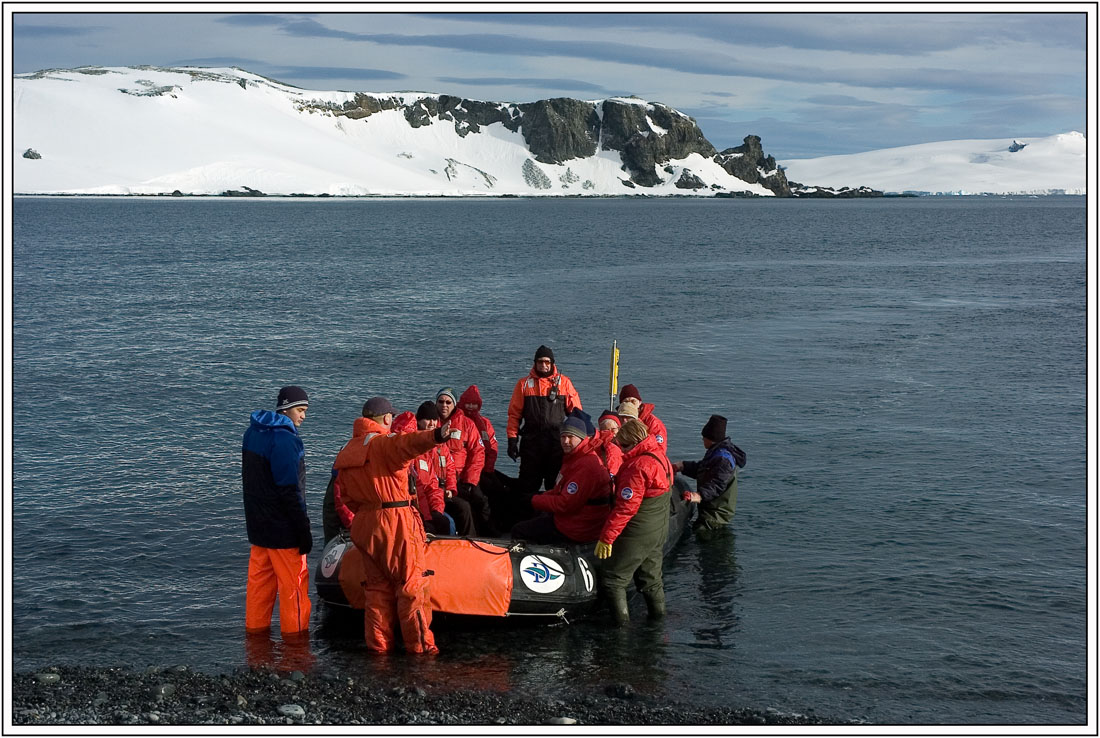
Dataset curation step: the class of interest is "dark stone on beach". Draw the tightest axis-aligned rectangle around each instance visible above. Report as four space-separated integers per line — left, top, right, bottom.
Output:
23 148 42 159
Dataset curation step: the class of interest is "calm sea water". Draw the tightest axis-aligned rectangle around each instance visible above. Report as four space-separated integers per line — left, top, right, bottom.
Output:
10 196 1087 725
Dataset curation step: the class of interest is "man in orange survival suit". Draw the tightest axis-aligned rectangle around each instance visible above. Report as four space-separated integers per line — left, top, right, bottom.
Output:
242 385 313 636
332 396 453 654
507 345 582 495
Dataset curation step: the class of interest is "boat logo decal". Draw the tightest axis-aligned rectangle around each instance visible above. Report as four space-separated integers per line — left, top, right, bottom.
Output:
566 482 578 495
321 542 347 578
621 487 634 500
577 557 595 592
519 555 565 594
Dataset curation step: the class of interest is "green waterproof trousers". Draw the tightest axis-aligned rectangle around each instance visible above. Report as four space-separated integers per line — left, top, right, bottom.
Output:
695 473 737 531
599 491 670 597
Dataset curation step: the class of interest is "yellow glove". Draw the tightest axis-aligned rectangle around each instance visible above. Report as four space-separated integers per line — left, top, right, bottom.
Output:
595 541 613 559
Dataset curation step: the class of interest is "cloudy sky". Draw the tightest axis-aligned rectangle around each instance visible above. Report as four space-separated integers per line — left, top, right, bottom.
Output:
9 6 1089 158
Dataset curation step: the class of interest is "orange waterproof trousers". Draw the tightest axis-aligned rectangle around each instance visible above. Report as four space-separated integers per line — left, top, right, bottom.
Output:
351 507 437 654
245 545 311 634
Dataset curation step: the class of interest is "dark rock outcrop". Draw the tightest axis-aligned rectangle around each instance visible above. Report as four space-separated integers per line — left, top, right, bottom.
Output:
23 148 41 159
788 181 883 198
308 92 762 190
714 135 791 196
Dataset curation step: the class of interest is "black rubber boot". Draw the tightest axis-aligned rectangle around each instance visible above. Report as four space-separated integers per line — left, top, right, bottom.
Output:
608 589 630 626
643 589 666 619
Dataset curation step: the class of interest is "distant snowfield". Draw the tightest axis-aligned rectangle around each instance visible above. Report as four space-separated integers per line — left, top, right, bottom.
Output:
13 66 773 197
781 133 1086 196
13 66 1087 197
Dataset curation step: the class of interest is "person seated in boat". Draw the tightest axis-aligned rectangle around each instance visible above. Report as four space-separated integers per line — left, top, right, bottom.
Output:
615 384 669 456
671 414 746 532
436 387 496 536
331 396 453 655
415 401 476 537
391 411 456 536
595 418 675 625
506 345 583 495
510 415 614 545
595 410 625 474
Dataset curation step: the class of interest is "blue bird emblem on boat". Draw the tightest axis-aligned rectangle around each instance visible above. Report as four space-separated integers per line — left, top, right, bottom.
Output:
523 562 562 584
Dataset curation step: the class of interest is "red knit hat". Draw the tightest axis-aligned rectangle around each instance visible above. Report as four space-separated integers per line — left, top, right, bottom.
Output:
459 385 483 411
618 384 641 402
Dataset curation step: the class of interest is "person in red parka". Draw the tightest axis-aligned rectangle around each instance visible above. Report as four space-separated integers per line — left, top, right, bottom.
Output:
616 384 669 456
458 385 499 474
595 410 625 474
436 387 495 536
416 401 475 537
595 419 674 625
391 412 454 536
510 416 615 544
332 396 452 654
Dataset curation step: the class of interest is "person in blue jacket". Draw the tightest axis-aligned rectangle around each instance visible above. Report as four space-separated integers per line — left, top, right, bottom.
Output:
672 414 746 532
242 386 313 636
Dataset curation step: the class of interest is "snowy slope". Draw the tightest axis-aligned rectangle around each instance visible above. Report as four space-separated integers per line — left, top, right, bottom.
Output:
781 134 1086 195
13 66 773 197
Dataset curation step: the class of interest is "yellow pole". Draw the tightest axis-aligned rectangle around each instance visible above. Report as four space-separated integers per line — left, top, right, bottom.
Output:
609 340 620 411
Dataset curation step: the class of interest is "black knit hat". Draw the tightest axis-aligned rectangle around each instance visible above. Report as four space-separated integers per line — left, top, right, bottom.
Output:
702 414 728 442
534 345 555 364
416 401 441 421
276 386 309 411
362 396 396 418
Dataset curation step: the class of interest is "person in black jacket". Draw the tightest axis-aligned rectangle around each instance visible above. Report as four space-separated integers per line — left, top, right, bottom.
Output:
241 386 313 636
672 414 747 531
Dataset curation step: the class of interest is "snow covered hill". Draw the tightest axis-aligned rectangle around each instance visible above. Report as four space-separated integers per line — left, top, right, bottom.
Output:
13 66 782 197
13 66 1085 197
781 133 1086 196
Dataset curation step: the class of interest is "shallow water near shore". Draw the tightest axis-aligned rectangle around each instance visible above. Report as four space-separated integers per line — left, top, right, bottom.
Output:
10 195 1087 725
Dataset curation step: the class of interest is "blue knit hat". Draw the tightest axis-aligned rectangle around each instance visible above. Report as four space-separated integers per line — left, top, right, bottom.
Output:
560 416 588 440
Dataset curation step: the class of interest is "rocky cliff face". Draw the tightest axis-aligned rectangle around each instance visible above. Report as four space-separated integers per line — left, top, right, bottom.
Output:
315 92 797 194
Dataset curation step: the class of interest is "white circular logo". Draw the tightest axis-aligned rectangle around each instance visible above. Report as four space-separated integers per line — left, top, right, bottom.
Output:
620 487 634 500
320 541 347 578
519 555 565 594
566 481 578 495
577 557 595 592
656 434 665 444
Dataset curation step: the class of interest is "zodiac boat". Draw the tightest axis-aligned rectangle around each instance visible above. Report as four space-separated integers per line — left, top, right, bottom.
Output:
314 475 697 621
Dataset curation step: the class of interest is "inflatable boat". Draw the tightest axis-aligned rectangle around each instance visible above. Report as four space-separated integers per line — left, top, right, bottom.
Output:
314 474 697 621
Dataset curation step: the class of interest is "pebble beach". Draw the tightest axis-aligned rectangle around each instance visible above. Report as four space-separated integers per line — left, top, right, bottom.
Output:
12 665 843 727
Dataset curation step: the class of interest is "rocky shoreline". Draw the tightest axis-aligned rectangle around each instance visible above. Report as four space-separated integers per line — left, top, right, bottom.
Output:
12 665 845 727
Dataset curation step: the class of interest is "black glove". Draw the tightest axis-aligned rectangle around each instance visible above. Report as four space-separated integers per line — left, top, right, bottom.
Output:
507 437 519 461
433 422 452 444
298 530 313 556
429 510 450 534
458 481 476 497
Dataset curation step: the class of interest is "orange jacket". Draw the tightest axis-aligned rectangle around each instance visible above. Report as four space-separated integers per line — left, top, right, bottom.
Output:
333 417 440 510
506 367 582 438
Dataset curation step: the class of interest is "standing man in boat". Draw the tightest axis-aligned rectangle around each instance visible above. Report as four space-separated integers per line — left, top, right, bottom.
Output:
332 396 453 655
506 345 583 495
595 418 674 625
671 414 747 532
615 384 669 456
241 385 313 637
436 387 494 536
510 415 615 544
